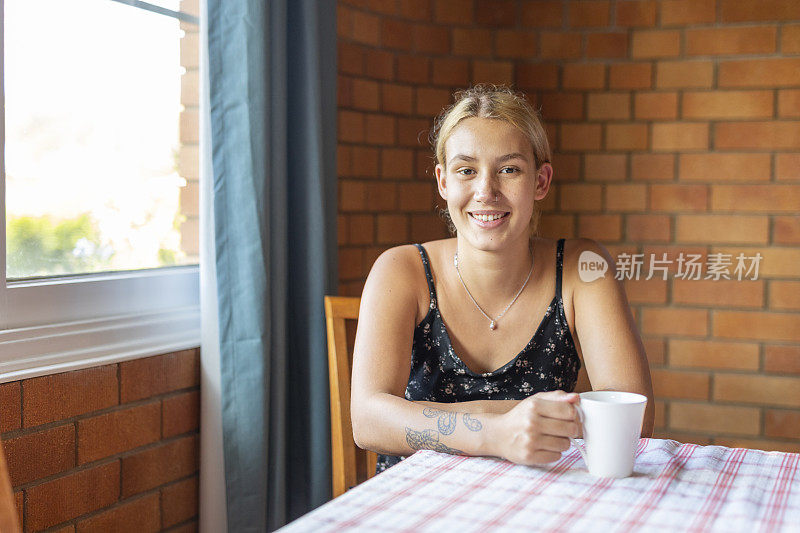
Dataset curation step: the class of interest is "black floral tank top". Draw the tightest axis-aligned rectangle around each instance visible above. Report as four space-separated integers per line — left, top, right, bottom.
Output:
375 238 581 474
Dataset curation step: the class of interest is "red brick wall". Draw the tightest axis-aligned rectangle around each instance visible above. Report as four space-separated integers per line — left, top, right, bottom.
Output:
337 0 800 451
1 349 200 532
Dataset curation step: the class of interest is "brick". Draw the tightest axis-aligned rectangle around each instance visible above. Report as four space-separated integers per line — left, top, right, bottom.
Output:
410 214 449 242
366 182 398 211
677 215 768 244
338 247 365 280
178 145 199 180
120 350 198 403
587 93 630 120
540 93 585 121
27 462 120 531
338 42 364 76
365 114 397 146
654 401 666 429
641 308 708 336
538 214 576 239
339 180 367 212
684 91 773 120
75 493 160 533
559 184 603 212
770 281 800 310
626 214 671 241
472 60 514 85
669 339 759 370
632 154 674 181
434 0 474 24
0 382 20 432
586 32 628 58
649 184 707 212
516 64 560 90
551 154 582 181
347 214 373 245
652 123 708 152
719 58 800 88
122 435 198 497
606 124 649 151
687 26 776 56
415 87 450 117
670 402 760 435
642 245 709 275
778 90 800 118
569 1 610 27
674 279 763 307
5 424 74 486
163 390 200 439
562 63 605 89
397 118 430 147
381 148 414 179
431 58 469 87
452 28 492 57
540 32 582 59
416 150 435 179
23 365 118 428
577 214 622 242
585 154 627 181
716 374 800 407
351 79 379 111
783 24 800 53
714 437 800 454
364 49 394 81
179 182 199 217
720 0 800 22
413 24 450 54
664 432 713 446
661 0 716 25
376 214 409 244
494 30 537 58
712 245 800 278
380 18 412 51
338 110 364 143
349 10 379 46
777 154 800 180
77 402 161 465
656 61 714 89
716 121 800 150
13 491 21 530
521 1 563 27
350 146 379 178
609 63 652 90
712 185 800 213
396 55 430 84
616 1 657 26
161 477 199 528
634 92 678 120
765 345 800 374
606 184 646 211
774 216 800 244
561 124 602 151
651 369 709 400
714 310 800 342
337 214 347 245
399 0 432 20
398 182 434 212
623 278 668 304
632 30 680 59
679 154 771 182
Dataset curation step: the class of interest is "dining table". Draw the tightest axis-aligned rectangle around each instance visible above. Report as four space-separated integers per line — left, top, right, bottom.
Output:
279 438 799 532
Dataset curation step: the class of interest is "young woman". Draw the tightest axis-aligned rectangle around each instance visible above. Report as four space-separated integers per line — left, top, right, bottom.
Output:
350 85 654 473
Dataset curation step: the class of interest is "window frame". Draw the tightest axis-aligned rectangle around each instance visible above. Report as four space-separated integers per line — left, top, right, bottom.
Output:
0 0 201 382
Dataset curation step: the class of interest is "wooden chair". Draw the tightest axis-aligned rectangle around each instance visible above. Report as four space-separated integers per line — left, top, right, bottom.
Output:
324 296 377 498
0 439 21 532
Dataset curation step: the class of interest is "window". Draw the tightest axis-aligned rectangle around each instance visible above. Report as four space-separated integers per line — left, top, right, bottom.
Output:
0 0 201 380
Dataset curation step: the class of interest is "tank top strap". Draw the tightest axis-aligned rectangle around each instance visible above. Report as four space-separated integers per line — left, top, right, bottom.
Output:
555 238 566 301
413 244 438 305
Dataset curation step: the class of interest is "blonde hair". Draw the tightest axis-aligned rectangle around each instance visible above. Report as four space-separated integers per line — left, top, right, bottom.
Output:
429 84 551 235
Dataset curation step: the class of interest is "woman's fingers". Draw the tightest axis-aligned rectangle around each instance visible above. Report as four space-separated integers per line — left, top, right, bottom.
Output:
531 392 580 421
536 416 581 439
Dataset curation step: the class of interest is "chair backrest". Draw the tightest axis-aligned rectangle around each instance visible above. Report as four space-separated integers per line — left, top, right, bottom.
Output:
0 440 21 533
324 295 377 498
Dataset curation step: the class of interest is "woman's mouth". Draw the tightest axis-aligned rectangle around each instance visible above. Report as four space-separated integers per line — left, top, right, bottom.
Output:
468 211 510 227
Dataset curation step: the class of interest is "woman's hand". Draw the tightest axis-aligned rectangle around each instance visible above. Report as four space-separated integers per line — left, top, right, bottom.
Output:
492 390 581 465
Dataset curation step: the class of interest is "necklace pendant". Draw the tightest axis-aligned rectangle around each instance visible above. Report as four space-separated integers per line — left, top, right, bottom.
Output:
489 320 497 330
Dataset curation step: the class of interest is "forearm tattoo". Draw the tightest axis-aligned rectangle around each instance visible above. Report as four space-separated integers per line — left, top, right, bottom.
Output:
462 413 483 432
405 427 463 454
422 407 458 435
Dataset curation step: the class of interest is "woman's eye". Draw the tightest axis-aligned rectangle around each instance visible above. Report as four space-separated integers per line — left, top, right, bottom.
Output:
500 167 519 174
457 168 475 176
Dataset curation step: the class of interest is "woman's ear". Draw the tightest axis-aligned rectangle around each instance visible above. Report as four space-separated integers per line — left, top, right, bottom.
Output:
535 163 553 201
435 163 448 201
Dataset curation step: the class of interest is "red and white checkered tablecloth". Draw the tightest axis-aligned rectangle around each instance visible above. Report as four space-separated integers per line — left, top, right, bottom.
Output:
280 438 800 532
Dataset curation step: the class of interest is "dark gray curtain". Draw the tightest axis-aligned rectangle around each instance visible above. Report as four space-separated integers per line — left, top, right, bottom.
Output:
207 0 338 530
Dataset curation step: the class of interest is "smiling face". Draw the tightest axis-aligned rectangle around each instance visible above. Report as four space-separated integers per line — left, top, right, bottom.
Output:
435 117 551 251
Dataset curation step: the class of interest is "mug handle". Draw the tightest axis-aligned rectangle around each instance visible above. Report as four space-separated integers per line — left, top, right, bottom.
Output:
569 404 587 463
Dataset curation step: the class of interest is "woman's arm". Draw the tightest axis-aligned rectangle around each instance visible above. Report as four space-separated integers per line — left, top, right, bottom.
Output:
570 239 656 437
350 246 579 463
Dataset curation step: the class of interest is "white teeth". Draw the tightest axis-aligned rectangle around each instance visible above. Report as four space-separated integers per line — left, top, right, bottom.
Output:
473 213 505 222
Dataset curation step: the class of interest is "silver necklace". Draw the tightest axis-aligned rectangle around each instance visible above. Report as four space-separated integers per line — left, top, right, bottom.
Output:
453 249 534 330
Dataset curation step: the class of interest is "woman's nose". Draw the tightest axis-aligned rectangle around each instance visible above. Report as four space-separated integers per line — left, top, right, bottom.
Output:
473 172 498 202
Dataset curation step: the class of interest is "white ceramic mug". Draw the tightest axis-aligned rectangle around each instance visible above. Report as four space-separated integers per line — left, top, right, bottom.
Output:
569 390 647 478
